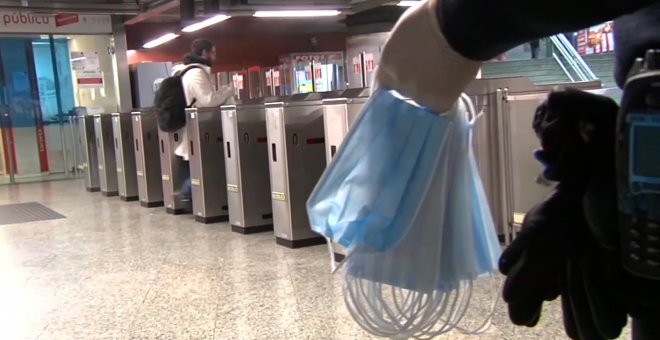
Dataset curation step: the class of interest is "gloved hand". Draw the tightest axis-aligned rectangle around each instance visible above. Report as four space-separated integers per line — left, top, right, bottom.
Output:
499 186 582 328
501 88 627 339
532 88 620 249
373 0 481 113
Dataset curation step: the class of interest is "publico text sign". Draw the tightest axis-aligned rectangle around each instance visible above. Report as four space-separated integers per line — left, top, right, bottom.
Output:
0 11 112 34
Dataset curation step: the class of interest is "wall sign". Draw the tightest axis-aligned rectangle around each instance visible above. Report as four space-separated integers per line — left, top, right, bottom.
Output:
71 51 100 72
71 51 103 88
0 11 112 34
279 52 344 64
577 21 615 56
77 71 104 88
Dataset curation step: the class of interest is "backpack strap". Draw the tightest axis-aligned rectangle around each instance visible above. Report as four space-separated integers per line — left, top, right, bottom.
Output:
177 65 204 108
177 65 203 77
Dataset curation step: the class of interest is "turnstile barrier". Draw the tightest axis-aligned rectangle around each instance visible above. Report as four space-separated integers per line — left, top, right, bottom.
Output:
112 112 138 201
266 92 340 248
186 107 229 223
93 114 118 197
321 88 370 260
158 128 189 215
77 115 100 192
222 99 275 234
132 110 164 207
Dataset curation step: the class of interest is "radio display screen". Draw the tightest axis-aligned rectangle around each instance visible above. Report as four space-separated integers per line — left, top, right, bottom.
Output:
633 124 660 179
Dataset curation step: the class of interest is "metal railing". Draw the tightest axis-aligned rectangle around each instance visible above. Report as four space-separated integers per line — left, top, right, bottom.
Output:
552 52 576 83
549 35 598 82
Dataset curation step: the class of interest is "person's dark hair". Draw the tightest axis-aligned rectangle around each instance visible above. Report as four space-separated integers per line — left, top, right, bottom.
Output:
191 39 214 56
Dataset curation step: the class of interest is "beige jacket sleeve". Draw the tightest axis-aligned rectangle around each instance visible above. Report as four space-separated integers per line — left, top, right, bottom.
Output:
185 68 236 108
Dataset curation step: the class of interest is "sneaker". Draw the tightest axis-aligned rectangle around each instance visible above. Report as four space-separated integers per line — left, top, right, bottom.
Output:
175 195 193 213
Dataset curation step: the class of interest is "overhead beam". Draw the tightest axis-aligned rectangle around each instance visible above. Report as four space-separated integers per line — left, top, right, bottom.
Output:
351 0 393 13
124 0 180 25
180 0 195 21
0 1 141 14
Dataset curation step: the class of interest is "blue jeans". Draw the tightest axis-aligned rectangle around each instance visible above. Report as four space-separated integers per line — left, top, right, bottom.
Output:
180 160 192 199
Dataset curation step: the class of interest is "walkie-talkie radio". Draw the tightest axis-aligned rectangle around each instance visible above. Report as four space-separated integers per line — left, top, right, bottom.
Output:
618 49 660 280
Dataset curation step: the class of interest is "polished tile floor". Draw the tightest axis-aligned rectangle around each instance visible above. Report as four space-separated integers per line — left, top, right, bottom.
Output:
0 180 631 340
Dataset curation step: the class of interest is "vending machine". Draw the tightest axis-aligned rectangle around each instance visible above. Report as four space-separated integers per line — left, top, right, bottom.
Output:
279 52 346 95
345 33 387 89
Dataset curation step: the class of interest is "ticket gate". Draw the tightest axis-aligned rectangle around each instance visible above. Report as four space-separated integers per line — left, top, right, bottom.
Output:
265 91 340 248
322 88 370 163
464 78 602 243
221 99 275 234
112 113 139 201
93 114 118 197
132 110 164 207
77 115 100 192
158 127 189 215
321 88 370 259
186 107 229 223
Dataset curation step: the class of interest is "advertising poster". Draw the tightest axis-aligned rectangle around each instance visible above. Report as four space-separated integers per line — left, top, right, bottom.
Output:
577 21 615 55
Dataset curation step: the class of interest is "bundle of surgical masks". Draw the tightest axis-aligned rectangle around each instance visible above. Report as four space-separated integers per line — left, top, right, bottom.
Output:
307 90 501 338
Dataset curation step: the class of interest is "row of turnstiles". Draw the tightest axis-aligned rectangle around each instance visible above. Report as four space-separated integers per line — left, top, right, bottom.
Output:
77 88 369 248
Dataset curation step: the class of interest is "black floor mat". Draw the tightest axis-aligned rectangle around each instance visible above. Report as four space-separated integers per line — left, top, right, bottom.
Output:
0 202 65 226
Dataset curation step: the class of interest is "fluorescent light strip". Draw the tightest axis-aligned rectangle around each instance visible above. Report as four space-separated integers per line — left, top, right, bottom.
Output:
182 14 231 33
398 1 423 6
253 10 340 18
143 33 179 49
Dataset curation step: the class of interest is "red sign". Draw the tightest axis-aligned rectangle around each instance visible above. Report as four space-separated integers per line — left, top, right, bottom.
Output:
273 71 280 87
54 13 79 27
33 106 49 172
232 74 244 90
305 65 312 80
1 128 17 174
352 56 361 75
365 53 375 73
314 64 322 79
77 77 103 85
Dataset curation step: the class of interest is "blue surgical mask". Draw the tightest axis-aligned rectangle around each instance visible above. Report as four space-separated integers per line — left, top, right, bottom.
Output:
307 90 501 338
307 90 453 254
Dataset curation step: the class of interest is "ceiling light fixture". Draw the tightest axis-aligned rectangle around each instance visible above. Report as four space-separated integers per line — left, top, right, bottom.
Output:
143 33 179 49
398 1 422 6
182 14 231 33
253 10 340 18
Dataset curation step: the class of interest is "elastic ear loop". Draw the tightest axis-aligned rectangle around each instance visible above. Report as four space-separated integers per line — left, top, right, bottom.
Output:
340 103 458 339
345 277 459 339
340 96 498 339
450 93 502 336
412 96 497 338
343 101 464 339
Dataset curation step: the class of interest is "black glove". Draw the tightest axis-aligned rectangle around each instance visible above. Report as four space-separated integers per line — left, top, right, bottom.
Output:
499 186 582 327
561 240 627 340
500 87 626 339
